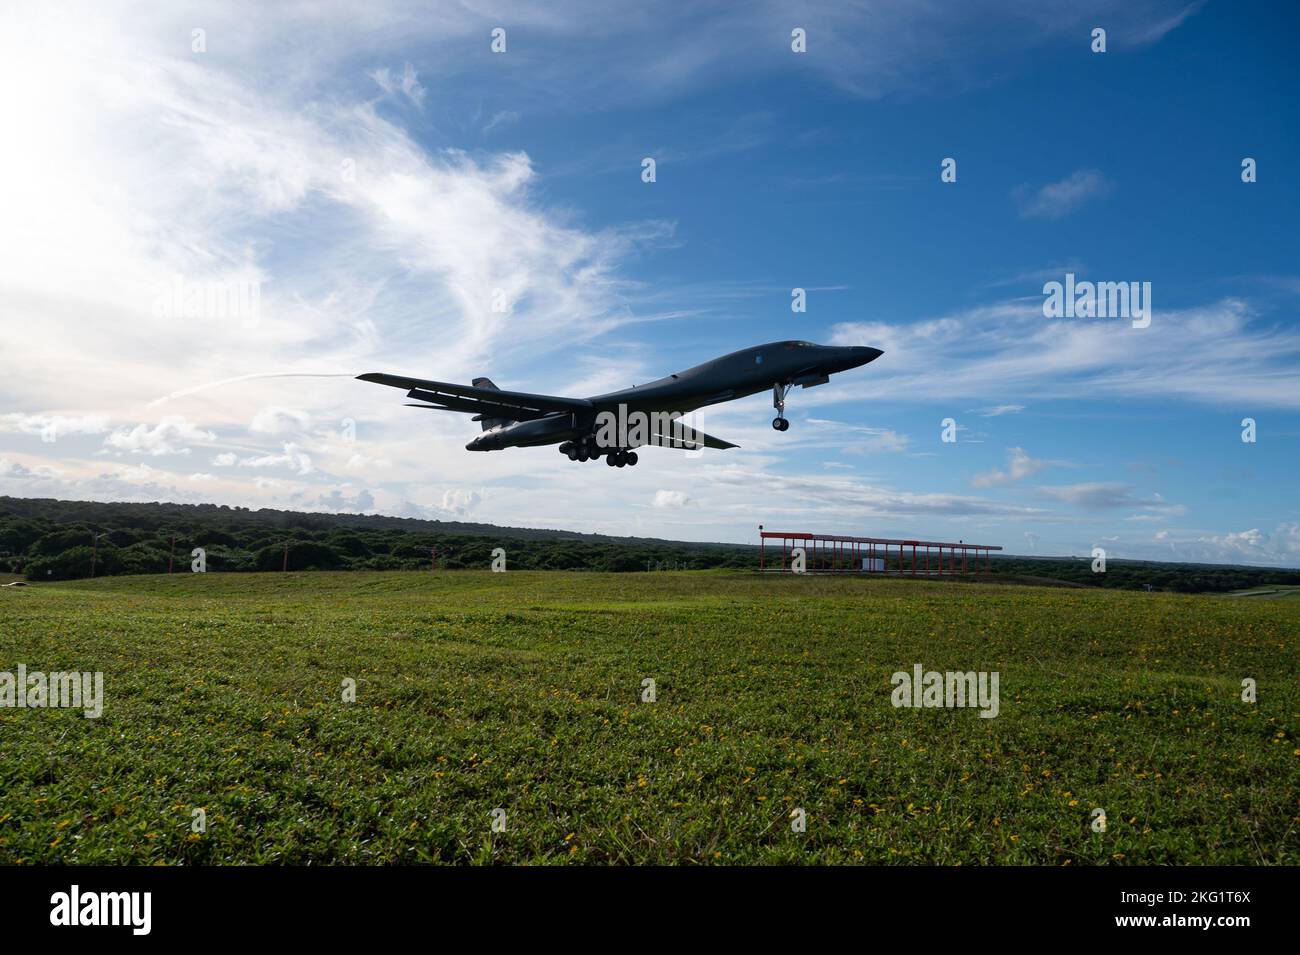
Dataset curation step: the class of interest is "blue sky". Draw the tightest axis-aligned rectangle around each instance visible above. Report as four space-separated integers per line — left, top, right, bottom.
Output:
1 0 1297 564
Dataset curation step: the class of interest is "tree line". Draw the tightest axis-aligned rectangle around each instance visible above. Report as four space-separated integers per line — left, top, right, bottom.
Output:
0 497 754 579
1 496 1295 592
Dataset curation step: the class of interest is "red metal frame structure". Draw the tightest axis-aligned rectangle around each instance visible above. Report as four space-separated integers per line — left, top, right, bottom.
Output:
758 529 1001 575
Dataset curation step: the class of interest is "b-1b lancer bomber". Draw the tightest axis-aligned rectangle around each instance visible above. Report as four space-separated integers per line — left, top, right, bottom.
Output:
358 340 883 468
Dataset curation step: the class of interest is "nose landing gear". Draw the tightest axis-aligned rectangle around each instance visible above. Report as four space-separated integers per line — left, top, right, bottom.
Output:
772 382 791 431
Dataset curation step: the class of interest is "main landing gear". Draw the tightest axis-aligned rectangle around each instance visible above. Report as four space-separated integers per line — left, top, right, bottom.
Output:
605 450 638 467
771 382 791 431
559 441 639 467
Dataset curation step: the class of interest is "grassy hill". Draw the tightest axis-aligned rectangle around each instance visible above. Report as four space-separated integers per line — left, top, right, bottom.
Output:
2 571 1295 864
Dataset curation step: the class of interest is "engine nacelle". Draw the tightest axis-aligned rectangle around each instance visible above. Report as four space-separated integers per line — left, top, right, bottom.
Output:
465 415 579 451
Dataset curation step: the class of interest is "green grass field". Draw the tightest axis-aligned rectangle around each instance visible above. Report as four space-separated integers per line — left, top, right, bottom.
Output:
1 571 1296 865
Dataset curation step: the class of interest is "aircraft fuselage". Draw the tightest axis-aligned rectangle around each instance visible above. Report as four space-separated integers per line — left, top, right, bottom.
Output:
465 341 882 453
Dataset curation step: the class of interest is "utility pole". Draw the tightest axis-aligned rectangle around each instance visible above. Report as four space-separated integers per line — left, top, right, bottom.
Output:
282 539 291 572
168 535 176 574
431 548 437 571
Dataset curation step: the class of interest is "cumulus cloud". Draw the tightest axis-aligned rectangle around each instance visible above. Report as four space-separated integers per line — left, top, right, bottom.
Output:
250 407 312 435
103 416 216 456
1147 522 1300 566
651 489 692 508
316 486 375 512
1 413 110 440
972 447 1058 488
237 443 313 475
431 488 482 516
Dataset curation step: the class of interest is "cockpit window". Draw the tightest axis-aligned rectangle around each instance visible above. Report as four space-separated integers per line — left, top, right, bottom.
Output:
782 341 815 348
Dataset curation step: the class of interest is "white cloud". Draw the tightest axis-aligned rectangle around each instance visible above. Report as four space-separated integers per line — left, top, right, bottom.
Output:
0 413 110 440
651 489 692 508
1146 522 1300 566
369 63 425 107
972 447 1056 488
804 418 910 453
0 2 663 441
431 488 482 516
316 486 375 512
702 463 1048 519
1015 168 1113 220
340 451 395 475
250 407 311 435
103 416 216 456
482 110 520 134
0 457 62 479
237 443 313 475
117 463 159 483
828 298 1300 410
1131 1 1208 45
1035 482 1183 513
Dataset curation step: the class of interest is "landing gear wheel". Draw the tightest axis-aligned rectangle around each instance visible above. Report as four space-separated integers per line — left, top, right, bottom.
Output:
772 381 792 432
606 453 617 467
625 451 638 466
615 450 628 467
576 446 590 462
566 447 579 461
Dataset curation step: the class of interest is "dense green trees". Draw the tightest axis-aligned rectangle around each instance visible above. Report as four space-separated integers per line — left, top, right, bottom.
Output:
0 496 757 581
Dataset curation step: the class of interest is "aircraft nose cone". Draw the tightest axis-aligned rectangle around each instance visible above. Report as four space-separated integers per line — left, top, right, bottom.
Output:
845 345 884 368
